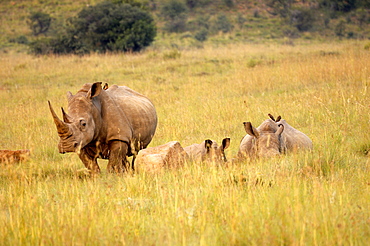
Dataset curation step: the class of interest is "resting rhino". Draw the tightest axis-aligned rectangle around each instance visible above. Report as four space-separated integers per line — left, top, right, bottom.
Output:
238 114 312 158
184 138 230 163
48 82 158 173
135 141 189 173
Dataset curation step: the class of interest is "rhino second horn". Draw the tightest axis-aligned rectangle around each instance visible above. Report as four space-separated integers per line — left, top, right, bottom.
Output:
61 107 73 123
48 101 71 137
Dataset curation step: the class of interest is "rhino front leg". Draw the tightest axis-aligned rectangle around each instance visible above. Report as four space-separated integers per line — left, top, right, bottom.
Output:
78 149 101 173
107 140 129 173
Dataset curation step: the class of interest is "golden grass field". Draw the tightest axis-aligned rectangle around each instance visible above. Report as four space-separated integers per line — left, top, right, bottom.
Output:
0 40 369 245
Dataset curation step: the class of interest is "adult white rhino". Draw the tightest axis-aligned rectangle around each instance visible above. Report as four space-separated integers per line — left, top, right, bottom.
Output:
48 82 158 173
238 114 312 158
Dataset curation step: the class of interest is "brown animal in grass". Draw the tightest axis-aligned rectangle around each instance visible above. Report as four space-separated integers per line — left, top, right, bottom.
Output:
184 138 230 164
48 82 158 173
238 114 312 158
135 141 188 173
0 149 30 164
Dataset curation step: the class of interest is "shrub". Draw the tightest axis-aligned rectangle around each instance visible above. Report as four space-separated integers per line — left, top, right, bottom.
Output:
186 0 197 9
354 8 369 27
164 16 188 33
185 0 211 9
364 42 370 50
266 0 291 18
223 0 234 8
197 15 210 30
194 28 208 42
214 14 233 33
27 11 51 36
9 35 29 45
29 1 156 54
334 20 346 37
160 0 188 33
290 8 315 32
163 49 181 59
236 13 247 29
28 38 53 55
282 26 300 38
68 1 156 52
319 0 357 13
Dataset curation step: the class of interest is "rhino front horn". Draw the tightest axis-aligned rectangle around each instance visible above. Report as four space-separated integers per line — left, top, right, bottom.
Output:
48 101 71 137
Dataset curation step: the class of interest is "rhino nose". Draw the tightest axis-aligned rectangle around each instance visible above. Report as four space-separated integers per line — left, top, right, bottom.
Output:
58 144 65 154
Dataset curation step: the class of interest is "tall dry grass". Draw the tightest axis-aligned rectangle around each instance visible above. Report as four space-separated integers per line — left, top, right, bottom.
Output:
0 40 369 245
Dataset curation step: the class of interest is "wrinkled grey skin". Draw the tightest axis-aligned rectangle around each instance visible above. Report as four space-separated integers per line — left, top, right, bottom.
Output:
49 82 158 173
184 138 230 163
238 116 312 159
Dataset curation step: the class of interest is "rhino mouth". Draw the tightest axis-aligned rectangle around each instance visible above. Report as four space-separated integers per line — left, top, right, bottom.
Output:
58 135 81 154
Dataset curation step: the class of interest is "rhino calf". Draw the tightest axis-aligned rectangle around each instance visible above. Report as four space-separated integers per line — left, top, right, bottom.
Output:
184 138 230 164
135 141 189 173
49 82 157 173
238 115 312 159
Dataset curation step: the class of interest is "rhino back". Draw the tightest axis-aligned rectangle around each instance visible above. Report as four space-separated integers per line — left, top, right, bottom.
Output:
101 85 157 148
238 135 254 157
184 143 204 161
279 120 313 150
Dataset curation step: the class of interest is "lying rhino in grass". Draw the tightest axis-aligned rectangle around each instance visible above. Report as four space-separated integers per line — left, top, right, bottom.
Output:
184 138 230 163
135 141 189 173
238 114 312 158
48 82 158 173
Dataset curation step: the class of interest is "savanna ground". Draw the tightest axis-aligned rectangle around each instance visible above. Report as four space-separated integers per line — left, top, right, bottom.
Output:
0 40 369 245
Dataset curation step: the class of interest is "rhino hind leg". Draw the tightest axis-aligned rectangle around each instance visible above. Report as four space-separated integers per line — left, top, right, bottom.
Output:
107 140 130 173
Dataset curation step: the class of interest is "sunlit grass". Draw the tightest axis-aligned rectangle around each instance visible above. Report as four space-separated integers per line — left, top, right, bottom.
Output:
0 40 369 245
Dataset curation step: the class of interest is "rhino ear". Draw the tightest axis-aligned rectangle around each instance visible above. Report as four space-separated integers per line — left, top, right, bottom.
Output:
243 122 259 138
67 91 73 101
103 83 109 90
205 139 213 152
221 138 230 150
276 124 284 136
87 82 102 99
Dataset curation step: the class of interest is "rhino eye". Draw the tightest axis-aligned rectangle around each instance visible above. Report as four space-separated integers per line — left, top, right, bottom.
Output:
79 119 87 130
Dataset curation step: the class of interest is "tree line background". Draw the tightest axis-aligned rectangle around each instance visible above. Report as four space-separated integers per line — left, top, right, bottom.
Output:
4 0 370 54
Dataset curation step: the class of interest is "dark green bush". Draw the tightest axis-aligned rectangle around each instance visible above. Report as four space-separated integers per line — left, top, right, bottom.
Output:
188 15 210 32
9 35 29 44
319 0 358 12
27 11 51 36
214 14 233 33
334 20 346 37
185 0 211 9
194 28 208 42
160 0 188 33
29 1 156 55
290 8 315 32
223 0 234 8
28 38 53 54
67 1 156 52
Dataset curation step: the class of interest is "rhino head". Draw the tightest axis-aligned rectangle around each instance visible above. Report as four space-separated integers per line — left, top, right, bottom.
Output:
243 121 284 158
49 82 103 154
204 138 231 163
